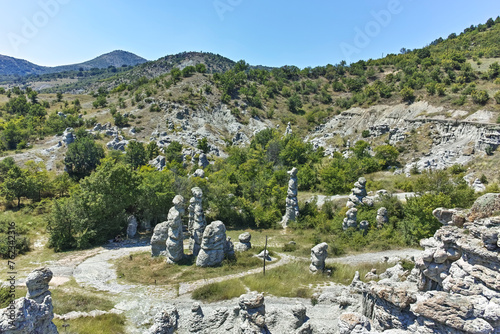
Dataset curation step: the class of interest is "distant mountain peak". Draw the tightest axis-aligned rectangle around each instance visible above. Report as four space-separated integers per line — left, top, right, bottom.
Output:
0 50 148 76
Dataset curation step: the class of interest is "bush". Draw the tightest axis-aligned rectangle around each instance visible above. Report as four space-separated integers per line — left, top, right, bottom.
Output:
400 87 415 102
471 90 489 105
494 91 500 104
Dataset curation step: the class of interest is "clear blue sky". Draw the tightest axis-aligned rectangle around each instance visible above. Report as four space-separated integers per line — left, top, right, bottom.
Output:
1 0 499 68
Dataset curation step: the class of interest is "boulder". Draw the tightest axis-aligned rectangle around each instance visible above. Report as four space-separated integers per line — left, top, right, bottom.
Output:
196 221 227 267
198 153 209 169
149 155 166 171
126 215 138 238
151 222 169 257
235 232 252 252
376 207 388 228
338 312 372 334
309 242 328 273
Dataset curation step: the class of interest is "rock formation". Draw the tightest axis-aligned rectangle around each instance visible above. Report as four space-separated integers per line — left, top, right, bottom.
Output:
151 221 169 257
198 153 209 169
285 122 292 136
309 242 328 273
0 268 58 334
196 220 227 267
224 237 235 258
346 177 372 208
342 208 358 230
26 268 53 304
280 167 299 228
376 207 388 228
343 177 374 231
164 195 185 264
338 193 500 333
235 232 252 252
149 155 166 171
147 305 179 334
359 220 369 234
189 187 207 256
238 292 268 333
127 215 138 238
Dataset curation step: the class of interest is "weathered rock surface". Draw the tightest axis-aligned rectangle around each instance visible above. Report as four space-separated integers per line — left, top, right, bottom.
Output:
338 312 372 334
0 268 57 334
376 207 388 228
310 242 328 273
164 195 185 264
281 167 299 228
343 208 358 230
235 232 252 252
26 268 53 304
196 221 227 267
238 292 269 333
189 187 207 256
149 155 166 171
127 215 138 238
147 305 179 334
151 221 169 257
350 193 500 333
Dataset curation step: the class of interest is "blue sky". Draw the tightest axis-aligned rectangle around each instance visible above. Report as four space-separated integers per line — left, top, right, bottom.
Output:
0 0 499 68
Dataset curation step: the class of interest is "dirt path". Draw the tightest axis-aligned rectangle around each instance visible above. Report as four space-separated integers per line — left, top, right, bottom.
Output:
49 243 421 333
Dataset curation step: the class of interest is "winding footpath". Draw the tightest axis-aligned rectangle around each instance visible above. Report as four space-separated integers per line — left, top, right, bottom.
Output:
44 242 420 333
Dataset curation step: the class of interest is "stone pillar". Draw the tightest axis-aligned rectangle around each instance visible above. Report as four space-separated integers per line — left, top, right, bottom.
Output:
280 167 299 228
165 195 185 264
189 187 206 256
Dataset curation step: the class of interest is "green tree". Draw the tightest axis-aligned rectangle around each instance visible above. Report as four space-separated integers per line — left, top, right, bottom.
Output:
400 87 415 102
125 141 147 169
197 138 210 154
165 141 183 163
1 165 28 206
56 92 63 102
64 137 105 180
146 141 160 160
351 140 370 159
471 90 489 105
374 144 399 167
287 94 302 113
170 67 182 83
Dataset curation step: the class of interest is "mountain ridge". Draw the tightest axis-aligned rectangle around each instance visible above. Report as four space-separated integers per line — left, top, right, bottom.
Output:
0 50 148 76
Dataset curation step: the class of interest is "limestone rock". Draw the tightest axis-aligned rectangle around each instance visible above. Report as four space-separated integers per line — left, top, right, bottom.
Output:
338 312 372 334
126 215 138 238
149 155 166 171
196 221 227 267
376 207 388 228
0 297 58 334
164 195 185 264
238 292 268 333
0 268 57 334
343 208 358 230
189 187 207 256
26 268 53 304
235 232 252 252
359 220 369 234
189 302 204 332
198 153 209 169
151 222 169 257
280 167 299 228
309 242 328 273
147 305 179 334
193 168 205 178
468 193 500 221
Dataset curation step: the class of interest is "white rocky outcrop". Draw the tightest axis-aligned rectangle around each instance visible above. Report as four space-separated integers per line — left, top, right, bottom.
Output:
0 268 58 334
164 195 185 264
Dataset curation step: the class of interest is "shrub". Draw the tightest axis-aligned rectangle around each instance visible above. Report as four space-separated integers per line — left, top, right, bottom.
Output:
471 90 489 105
400 87 415 102
494 91 500 104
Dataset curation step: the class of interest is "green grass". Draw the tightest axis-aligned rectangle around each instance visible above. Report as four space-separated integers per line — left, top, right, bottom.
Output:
52 288 115 315
191 278 246 302
114 250 269 285
53 314 126 334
